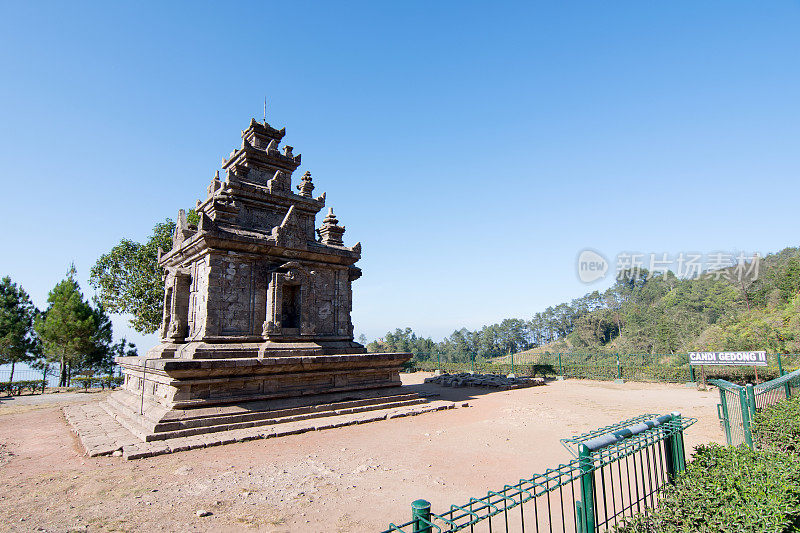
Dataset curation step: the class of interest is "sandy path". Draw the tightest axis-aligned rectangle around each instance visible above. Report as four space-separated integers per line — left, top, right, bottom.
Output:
0 375 724 532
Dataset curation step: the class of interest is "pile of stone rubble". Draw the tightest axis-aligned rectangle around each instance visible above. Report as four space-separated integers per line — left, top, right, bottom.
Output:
424 373 545 389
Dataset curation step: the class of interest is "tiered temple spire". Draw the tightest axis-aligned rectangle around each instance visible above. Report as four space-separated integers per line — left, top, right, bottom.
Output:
297 171 315 197
317 207 345 246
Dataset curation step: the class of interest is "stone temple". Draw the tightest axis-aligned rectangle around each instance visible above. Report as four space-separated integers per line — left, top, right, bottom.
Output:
105 118 413 442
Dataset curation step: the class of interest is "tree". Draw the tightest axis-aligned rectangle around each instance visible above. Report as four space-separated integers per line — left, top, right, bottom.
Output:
35 266 110 386
90 218 175 334
81 301 118 375
90 210 199 335
0 277 39 383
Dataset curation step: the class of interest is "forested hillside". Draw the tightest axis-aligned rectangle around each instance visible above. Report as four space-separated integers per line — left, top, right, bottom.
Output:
366 247 800 362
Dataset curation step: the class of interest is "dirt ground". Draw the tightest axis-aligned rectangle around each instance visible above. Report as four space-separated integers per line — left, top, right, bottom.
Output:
0 374 725 533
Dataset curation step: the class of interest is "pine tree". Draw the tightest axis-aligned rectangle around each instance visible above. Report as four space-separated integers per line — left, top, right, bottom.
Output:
0 276 39 383
35 265 102 386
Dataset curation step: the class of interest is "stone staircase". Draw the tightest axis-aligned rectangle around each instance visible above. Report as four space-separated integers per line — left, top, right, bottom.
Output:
64 390 467 460
101 389 428 441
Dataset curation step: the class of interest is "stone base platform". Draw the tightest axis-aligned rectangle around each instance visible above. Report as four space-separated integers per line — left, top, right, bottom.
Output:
64 397 467 460
102 386 426 442
115 352 411 410
109 352 414 444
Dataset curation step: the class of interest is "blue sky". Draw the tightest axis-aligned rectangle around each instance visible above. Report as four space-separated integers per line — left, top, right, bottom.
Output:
1 1 799 354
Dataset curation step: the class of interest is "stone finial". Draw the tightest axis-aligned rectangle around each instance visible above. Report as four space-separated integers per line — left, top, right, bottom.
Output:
323 208 338 225
207 170 223 197
296 171 315 197
283 145 294 158
318 207 345 246
173 209 196 248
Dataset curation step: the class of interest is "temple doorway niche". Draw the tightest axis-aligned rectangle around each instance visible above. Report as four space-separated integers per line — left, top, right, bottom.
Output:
282 285 301 329
162 270 192 342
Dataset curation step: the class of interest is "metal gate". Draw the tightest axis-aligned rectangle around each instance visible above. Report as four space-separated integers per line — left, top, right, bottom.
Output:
711 368 800 448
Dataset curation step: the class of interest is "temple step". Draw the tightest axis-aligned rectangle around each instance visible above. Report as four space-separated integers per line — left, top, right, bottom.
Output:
102 390 426 442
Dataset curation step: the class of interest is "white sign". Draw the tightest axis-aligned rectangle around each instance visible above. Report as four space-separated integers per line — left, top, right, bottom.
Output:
689 351 768 367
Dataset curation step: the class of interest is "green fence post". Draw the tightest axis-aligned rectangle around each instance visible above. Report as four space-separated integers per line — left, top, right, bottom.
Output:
746 383 757 418
411 499 431 533
663 426 677 483
664 413 685 482
471 354 475 373
689 364 695 383
671 412 687 473
576 444 596 533
777 354 784 376
739 388 754 449
615 354 623 383
717 387 732 445
558 353 564 378
511 351 514 375
785 364 793 399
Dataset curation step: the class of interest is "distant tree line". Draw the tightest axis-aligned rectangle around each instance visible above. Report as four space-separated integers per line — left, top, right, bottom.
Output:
366 247 800 361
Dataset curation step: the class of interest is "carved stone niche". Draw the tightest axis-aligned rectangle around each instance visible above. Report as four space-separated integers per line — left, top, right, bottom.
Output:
161 268 192 342
263 262 312 338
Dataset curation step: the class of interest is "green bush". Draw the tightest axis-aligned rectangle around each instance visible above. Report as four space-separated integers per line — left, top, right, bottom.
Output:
616 444 800 532
705 366 782 385
72 376 93 390
752 395 800 455
0 380 45 395
103 376 124 388
71 375 124 390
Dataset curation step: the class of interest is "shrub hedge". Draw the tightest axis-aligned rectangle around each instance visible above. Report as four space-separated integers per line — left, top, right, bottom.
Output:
752 395 800 455
0 380 46 395
72 376 124 390
616 444 800 532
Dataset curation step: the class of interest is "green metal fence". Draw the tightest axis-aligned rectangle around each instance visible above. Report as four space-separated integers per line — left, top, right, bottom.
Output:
381 413 694 532
411 353 800 385
710 368 800 448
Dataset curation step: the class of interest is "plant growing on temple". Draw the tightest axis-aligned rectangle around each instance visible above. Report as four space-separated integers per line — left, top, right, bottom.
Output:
35 265 115 386
90 210 198 334
0 276 39 383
